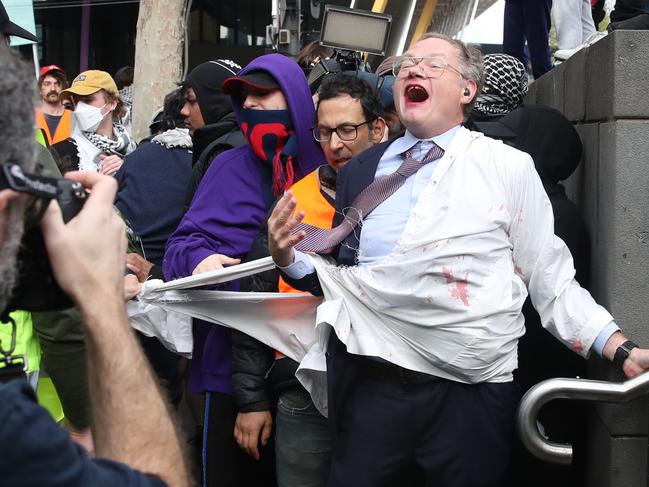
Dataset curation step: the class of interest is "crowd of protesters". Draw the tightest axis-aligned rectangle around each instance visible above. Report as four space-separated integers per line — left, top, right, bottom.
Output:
2 0 649 486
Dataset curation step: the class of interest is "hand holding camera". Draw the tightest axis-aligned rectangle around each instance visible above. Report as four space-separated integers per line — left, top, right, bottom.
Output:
40 171 126 309
0 164 127 312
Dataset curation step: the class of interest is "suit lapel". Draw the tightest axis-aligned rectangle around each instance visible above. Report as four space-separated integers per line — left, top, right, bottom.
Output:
335 140 392 265
347 140 391 202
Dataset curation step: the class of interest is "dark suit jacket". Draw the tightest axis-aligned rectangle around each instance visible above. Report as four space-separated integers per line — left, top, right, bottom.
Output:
280 140 393 295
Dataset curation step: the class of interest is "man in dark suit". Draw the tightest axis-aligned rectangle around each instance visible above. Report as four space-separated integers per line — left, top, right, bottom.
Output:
265 33 649 487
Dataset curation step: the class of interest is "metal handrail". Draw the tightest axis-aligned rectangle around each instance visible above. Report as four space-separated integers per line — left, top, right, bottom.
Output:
517 370 649 465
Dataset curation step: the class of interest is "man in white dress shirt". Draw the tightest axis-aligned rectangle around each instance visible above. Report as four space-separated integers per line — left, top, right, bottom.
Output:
266 33 649 487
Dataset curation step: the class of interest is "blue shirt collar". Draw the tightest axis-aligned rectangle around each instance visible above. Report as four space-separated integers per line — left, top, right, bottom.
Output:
384 125 461 158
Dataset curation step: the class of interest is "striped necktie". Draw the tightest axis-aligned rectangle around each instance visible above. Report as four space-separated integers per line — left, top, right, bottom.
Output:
293 141 445 254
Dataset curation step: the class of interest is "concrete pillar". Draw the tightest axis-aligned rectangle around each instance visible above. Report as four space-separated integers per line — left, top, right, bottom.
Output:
528 30 649 487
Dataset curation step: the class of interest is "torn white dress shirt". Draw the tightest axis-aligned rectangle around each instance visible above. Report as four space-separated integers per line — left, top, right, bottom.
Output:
294 127 613 410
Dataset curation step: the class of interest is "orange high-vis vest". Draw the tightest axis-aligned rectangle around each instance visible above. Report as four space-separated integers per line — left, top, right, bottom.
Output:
275 167 335 358
278 167 336 294
35 108 72 145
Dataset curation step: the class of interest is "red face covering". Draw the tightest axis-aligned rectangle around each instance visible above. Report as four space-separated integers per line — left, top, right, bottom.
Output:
240 108 298 197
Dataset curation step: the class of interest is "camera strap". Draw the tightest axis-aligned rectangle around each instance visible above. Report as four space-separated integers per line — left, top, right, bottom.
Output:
0 163 59 200
0 312 27 383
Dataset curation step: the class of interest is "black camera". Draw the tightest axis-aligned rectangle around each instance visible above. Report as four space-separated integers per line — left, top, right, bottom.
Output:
307 5 392 92
307 50 372 93
0 163 87 312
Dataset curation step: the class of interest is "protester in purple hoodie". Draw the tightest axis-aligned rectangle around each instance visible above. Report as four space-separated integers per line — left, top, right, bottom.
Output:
163 53 324 487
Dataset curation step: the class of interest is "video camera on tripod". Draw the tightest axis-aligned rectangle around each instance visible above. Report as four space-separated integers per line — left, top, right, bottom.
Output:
307 5 392 92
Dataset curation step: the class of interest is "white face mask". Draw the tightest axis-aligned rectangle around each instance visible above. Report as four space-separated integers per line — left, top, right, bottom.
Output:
74 101 109 132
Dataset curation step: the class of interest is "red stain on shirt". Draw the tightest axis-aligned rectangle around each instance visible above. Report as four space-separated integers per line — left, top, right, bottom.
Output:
442 268 470 306
443 267 454 284
515 265 524 277
451 272 470 306
572 340 584 353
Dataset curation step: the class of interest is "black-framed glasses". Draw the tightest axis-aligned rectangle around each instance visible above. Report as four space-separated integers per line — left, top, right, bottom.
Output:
392 56 464 79
312 121 370 143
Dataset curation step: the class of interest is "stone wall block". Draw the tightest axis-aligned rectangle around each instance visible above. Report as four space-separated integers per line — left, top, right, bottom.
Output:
585 31 649 121
595 121 649 336
584 408 648 487
564 48 587 122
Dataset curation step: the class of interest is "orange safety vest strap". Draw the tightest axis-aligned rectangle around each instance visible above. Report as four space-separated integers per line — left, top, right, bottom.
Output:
35 108 73 145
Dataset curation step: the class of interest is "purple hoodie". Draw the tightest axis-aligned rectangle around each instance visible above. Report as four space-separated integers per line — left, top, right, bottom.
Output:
163 54 324 394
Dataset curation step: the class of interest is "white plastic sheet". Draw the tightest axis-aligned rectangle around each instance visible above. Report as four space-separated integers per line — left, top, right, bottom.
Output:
127 299 194 358
128 259 329 415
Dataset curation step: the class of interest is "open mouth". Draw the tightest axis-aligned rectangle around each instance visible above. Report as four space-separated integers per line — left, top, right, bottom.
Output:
332 156 351 166
405 84 429 103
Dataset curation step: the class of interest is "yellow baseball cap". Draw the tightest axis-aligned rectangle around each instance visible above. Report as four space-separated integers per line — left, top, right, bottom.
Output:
61 70 119 99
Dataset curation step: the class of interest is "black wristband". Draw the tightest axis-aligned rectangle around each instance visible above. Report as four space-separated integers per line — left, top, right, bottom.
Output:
613 340 638 370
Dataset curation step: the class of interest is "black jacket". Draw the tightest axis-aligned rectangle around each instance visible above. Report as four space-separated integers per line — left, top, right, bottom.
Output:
182 112 245 212
231 209 301 412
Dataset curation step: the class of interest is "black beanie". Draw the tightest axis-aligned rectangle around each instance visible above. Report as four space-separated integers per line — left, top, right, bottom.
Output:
183 59 242 125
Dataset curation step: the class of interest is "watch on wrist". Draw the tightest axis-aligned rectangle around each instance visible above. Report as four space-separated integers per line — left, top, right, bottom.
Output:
613 340 638 370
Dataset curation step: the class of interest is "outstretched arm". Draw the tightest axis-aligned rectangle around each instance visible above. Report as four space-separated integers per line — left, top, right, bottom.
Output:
506 150 649 377
41 171 190 487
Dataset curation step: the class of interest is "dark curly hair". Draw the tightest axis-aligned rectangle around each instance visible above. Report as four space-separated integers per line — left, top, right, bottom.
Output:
163 87 187 125
114 66 134 90
317 73 382 123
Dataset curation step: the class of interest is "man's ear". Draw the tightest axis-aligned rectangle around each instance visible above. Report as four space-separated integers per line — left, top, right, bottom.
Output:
461 80 478 104
370 117 387 144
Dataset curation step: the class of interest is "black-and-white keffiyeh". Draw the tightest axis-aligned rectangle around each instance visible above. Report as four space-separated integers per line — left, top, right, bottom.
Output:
473 54 529 117
119 86 134 133
120 85 133 107
83 123 137 156
151 127 192 150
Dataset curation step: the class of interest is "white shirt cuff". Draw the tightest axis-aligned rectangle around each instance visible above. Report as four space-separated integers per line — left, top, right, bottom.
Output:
277 250 315 279
591 321 620 357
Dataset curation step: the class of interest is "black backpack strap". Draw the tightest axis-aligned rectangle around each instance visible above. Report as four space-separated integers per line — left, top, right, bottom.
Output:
197 131 246 166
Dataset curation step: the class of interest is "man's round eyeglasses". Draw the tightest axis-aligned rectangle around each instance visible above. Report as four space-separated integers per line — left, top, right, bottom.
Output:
312 121 370 143
392 56 464 79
